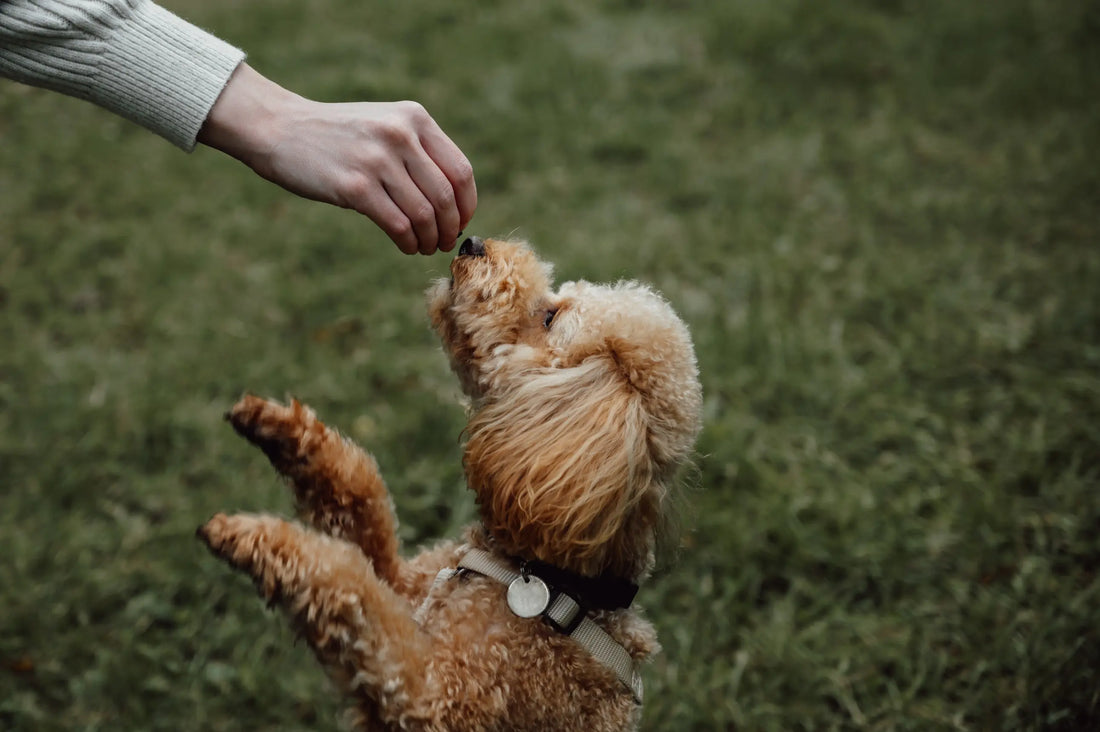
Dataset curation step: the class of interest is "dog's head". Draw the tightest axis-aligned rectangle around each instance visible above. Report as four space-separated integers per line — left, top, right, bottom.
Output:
428 238 702 580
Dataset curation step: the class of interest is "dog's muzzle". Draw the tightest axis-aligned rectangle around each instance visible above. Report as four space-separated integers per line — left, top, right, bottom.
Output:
458 235 486 257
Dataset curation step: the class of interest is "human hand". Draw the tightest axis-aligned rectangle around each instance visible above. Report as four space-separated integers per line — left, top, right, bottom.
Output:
198 64 476 255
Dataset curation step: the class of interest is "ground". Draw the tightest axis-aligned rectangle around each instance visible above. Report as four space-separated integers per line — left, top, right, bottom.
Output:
1 0 1098 729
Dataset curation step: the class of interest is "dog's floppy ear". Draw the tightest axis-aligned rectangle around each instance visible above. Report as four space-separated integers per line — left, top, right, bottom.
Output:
553 280 701 471
603 330 701 471
463 357 663 579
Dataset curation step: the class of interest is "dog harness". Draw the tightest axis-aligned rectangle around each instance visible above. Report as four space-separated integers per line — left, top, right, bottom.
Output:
455 548 645 703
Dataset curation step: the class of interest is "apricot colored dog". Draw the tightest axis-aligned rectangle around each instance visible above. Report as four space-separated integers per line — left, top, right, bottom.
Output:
198 237 702 730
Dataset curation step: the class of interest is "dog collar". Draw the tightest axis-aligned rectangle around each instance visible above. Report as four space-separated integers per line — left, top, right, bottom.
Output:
521 558 638 611
456 548 644 704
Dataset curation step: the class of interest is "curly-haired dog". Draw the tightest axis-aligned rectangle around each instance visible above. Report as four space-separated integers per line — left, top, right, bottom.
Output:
198 237 702 731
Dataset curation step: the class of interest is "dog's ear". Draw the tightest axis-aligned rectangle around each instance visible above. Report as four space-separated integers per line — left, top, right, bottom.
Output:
602 330 701 471
463 357 663 578
553 280 702 470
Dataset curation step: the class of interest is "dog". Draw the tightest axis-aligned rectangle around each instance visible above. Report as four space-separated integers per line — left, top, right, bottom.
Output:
198 237 702 730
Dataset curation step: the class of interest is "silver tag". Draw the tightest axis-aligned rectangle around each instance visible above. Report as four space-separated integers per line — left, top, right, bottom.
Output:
506 575 550 618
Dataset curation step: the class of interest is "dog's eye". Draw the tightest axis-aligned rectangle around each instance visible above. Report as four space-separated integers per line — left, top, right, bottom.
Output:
543 309 558 329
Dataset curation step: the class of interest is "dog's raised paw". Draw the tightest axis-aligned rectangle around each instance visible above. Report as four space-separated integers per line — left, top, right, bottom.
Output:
226 394 315 468
196 512 232 554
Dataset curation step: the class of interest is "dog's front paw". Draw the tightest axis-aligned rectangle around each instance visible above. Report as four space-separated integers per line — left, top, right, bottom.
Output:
227 394 316 470
196 512 232 551
196 512 295 600
196 512 255 572
196 512 263 563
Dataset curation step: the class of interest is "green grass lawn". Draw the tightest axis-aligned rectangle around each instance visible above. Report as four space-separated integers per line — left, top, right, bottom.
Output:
2 0 1098 729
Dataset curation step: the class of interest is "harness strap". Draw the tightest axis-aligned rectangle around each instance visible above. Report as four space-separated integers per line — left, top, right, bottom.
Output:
457 548 644 704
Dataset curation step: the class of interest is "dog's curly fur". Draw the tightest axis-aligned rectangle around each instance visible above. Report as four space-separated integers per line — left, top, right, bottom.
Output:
198 239 702 731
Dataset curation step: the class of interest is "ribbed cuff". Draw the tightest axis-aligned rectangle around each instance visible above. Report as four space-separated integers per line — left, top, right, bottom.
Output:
92 2 245 150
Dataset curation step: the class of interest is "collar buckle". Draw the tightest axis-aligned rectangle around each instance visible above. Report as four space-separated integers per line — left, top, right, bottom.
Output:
542 589 586 635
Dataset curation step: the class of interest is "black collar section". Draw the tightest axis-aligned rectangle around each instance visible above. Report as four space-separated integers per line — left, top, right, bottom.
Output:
523 559 639 611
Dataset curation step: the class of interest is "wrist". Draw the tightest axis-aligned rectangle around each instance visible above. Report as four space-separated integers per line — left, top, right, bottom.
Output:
198 63 300 168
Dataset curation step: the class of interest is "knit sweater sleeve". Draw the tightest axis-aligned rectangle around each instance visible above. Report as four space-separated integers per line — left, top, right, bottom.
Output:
0 0 245 150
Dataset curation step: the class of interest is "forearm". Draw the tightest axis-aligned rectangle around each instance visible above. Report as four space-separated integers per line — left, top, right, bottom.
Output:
0 0 244 150
1 1 477 254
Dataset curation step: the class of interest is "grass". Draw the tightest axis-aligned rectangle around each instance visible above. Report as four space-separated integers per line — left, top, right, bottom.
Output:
2 0 1099 729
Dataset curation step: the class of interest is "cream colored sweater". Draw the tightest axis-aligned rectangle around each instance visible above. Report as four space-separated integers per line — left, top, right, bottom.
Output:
0 0 244 150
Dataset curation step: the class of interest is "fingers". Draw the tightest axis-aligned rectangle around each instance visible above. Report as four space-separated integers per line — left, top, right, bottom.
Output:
348 106 473 255
366 144 471 256
383 173 440 255
397 105 475 255
403 150 460 254
353 179 421 255
379 103 474 254
418 125 477 249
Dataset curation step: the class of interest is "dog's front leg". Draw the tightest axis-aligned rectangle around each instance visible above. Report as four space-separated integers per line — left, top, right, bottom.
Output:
226 395 401 585
197 513 433 719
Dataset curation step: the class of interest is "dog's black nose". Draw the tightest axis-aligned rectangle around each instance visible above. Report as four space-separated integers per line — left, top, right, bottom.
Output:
458 236 486 257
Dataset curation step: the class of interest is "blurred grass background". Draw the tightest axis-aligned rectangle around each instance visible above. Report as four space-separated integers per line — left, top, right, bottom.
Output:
2 0 1099 729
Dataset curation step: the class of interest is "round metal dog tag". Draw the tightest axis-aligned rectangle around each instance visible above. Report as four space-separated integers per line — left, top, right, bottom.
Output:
506 575 550 618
